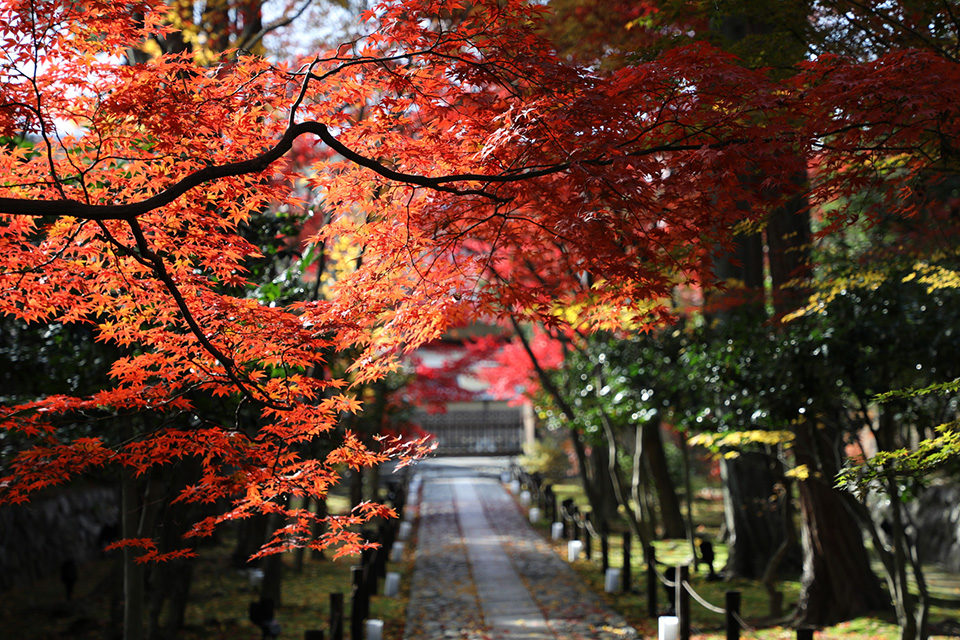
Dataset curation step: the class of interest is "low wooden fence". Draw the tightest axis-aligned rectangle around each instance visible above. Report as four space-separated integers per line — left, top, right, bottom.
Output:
417 407 524 456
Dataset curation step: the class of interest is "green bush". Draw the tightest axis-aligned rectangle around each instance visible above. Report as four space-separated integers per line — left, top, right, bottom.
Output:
519 435 572 480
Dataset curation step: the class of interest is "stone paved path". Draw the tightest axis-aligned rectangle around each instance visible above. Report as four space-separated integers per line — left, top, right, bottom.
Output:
403 462 637 640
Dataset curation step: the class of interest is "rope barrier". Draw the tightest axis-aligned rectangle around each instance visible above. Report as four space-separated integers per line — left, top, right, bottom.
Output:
535 498 743 632
584 520 598 538
682 580 726 614
732 611 757 634
541 506 745 632
653 565 676 588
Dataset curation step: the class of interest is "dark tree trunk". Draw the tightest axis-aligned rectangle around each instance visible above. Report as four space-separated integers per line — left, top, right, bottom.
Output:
147 460 202 640
121 471 146 640
707 231 766 320
350 468 364 509
767 169 811 319
311 496 329 561
261 541 284 608
148 560 193 640
587 439 623 527
566 426 621 530
259 504 288 608
232 514 270 567
642 420 685 538
294 496 313 573
793 424 889 625
368 462 381 502
721 451 800 579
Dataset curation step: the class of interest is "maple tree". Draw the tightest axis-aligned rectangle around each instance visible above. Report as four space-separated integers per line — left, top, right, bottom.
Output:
477 3 960 635
1 1 959 614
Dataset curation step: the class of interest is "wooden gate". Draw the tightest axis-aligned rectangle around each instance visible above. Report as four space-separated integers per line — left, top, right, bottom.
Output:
417 406 524 456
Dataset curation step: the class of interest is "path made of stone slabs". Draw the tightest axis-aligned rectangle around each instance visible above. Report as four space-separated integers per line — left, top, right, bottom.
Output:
404 472 637 640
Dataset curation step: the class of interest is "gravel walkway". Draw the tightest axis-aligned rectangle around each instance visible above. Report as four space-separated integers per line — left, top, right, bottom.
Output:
403 477 486 640
404 470 637 640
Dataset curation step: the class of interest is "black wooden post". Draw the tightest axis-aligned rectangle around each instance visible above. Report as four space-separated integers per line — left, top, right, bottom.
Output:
582 511 592 561
600 521 609 573
330 592 344 640
621 531 632 592
391 479 406 520
351 566 365 640
725 590 741 640
361 546 378 597
376 524 390 578
305 631 325 640
796 628 815 640
677 564 690 640
551 492 559 524
645 544 657 618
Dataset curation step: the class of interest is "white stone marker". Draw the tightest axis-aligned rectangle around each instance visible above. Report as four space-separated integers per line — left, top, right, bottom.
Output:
398 520 413 541
390 541 404 563
604 567 621 593
384 571 400 597
551 522 564 540
509 479 521 494
567 539 583 562
658 616 679 640
528 507 541 523
519 490 531 506
365 619 384 640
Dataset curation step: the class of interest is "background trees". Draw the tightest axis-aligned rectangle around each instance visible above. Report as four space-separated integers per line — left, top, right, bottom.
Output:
1 0 959 637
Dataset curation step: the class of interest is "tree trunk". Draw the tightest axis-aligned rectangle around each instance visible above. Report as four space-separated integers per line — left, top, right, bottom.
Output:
642 419 685 538
631 423 657 540
707 231 766 321
121 471 146 640
587 438 623 527
232 514 270 567
148 560 193 640
721 451 799 579
350 468 363 509
146 460 202 640
294 496 313 573
368 462 381 502
260 511 286 607
681 433 697 562
793 425 889 625
261 548 284 608
311 496 329 561
767 169 811 319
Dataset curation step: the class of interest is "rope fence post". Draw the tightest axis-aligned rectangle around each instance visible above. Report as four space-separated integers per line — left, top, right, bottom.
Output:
361 544 378 597
725 590 741 640
330 592 344 640
350 566 366 640
583 511 592 561
677 564 690 640
645 544 657 618
797 628 815 640
600 521 609 573
621 531 632 593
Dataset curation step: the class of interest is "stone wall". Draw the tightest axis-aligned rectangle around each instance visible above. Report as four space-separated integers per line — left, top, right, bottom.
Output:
0 485 118 592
